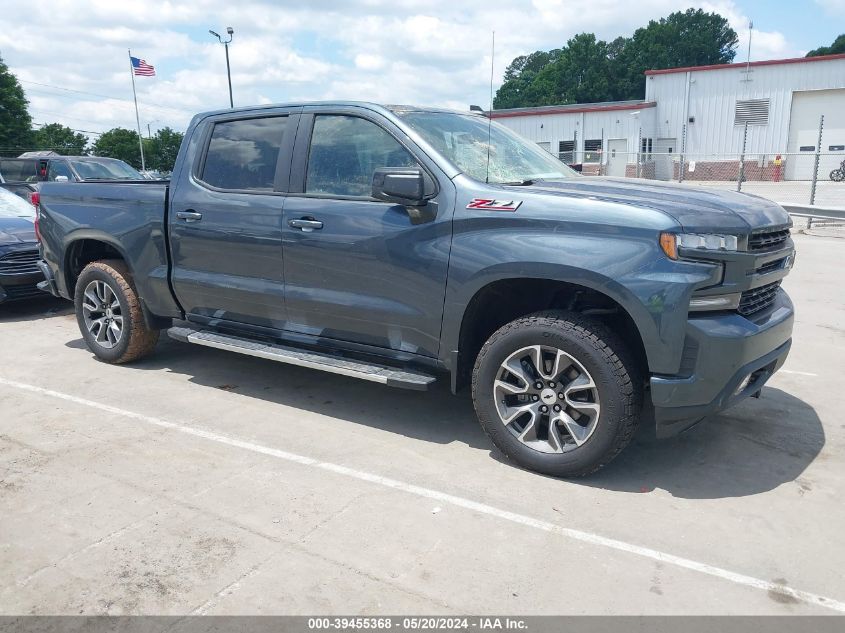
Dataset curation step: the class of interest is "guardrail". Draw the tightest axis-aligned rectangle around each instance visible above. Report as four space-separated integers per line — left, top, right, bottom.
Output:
782 204 845 229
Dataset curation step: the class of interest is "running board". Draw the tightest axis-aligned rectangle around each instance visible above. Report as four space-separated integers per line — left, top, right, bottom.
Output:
167 327 436 391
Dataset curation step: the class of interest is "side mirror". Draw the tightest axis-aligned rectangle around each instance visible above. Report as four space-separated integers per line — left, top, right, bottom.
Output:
372 168 427 206
55 175 69 182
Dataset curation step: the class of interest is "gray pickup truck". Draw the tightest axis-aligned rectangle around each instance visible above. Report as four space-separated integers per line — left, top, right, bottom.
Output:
36 102 795 477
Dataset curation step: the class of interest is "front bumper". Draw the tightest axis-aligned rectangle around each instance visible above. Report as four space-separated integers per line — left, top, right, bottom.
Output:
0 248 46 304
651 289 794 437
0 270 46 303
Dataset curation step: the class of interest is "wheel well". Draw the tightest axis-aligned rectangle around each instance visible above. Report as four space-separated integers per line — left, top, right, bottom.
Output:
65 239 125 295
455 278 647 391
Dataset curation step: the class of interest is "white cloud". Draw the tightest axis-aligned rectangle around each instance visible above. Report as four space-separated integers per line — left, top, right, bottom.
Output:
0 0 816 139
814 0 845 14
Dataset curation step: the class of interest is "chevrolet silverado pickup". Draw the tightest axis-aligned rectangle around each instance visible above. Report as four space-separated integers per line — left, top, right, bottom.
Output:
35 102 796 476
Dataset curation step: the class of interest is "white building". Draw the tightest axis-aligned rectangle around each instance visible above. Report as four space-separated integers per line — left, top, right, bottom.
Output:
493 53 845 181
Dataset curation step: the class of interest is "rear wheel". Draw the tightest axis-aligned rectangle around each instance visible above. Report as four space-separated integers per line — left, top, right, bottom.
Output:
830 169 844 182
472 311 642 477
74 260 159 364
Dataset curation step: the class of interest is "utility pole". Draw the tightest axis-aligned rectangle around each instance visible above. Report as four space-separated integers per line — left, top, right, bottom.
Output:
209 27 235 108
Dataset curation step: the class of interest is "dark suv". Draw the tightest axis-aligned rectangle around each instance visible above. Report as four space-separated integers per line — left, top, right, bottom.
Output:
0 156 142 184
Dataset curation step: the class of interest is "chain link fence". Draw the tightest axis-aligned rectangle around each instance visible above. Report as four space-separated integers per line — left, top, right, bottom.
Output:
582 150 844 209
569 118 844 225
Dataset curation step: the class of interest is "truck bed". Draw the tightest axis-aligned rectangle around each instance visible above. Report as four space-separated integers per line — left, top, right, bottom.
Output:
38 180 181 319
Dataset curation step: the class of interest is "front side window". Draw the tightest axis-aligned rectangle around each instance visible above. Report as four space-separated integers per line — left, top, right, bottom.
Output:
47 161 74 181
202 116 288 191
306 115 418 197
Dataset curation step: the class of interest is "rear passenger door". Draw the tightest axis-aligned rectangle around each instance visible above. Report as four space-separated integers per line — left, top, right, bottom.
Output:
169 109 299 330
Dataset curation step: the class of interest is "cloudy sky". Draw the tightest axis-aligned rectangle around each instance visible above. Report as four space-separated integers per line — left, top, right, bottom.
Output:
2 0 843 141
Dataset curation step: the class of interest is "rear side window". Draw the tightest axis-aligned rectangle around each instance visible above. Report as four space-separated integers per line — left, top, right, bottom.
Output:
201 116 288 191
47 161 74 181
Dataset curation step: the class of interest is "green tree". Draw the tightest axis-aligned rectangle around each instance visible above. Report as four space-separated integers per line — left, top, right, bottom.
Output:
532 34 614 105
494 50 561 109
622 9 738 98
146 127 183 173
493 9 738 108
806 34 845 57
92 128 143 168
33 123 88 155
0 53 34 156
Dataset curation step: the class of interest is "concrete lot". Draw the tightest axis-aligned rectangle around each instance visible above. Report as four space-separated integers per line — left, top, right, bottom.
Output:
1 231 843 615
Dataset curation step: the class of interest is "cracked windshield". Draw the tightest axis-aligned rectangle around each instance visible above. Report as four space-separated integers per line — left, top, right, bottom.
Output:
397 110 577 184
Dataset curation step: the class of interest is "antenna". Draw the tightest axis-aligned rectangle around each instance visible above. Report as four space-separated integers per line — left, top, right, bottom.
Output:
746 20 753 69
740 20 754 84
485 30 495 184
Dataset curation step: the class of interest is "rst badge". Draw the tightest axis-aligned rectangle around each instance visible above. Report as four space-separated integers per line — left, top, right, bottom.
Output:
466 198 522 212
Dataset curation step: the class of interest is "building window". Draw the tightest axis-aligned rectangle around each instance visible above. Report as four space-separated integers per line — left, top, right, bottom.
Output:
584 139 602 163
640 138 653 160
558 140 575 164
735 98 769 125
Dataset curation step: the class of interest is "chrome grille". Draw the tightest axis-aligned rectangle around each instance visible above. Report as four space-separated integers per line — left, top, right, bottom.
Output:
0 249 40 275
748 228 790 252
738 281 781 316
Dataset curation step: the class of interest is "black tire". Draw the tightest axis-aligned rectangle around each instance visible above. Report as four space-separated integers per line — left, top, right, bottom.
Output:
472 311 642 477
830 169 844 182
74 259 159 364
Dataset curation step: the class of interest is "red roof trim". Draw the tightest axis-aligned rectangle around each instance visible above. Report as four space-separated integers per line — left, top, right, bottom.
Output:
644 53 845 76
491 101 656 119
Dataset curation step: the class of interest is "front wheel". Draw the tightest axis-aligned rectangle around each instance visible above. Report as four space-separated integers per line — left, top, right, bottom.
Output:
74 260 159 364
830 169 844 182
472 311 642 477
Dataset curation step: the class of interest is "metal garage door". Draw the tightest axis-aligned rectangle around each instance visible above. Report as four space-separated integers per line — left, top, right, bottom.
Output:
786 88 845 181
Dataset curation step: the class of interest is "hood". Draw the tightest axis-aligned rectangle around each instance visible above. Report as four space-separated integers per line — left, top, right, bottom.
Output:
514 177 790 233
0 217 37 245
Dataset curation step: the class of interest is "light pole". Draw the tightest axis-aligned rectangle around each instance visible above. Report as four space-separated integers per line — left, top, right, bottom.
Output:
209 26 234 108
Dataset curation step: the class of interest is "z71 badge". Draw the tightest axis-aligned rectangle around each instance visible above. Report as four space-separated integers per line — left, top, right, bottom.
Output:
466 198 522 211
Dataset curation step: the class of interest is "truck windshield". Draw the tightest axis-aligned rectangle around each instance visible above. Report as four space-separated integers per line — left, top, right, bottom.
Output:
69 159 143 181
396 111 577 184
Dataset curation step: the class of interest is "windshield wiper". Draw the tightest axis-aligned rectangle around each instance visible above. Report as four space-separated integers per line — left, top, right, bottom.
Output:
497 178 541 186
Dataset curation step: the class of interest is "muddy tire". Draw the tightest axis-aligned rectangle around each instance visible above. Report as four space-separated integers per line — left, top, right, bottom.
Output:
74 260 159 364
472 311 642 477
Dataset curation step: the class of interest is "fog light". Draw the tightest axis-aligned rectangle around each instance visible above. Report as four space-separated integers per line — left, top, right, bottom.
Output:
734 373 753 396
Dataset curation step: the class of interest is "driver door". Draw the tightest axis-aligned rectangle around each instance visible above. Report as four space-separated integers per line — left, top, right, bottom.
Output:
281 109 455 358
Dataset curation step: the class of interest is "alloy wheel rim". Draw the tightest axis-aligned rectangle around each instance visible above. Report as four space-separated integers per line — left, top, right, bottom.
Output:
81 280 124 349
493 345 601 454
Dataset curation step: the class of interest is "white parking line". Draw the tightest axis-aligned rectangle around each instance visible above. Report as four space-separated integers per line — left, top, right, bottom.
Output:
780 370 819 377
2 376 843 613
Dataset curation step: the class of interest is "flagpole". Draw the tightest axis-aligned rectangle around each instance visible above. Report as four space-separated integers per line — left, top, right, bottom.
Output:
128 49 146 172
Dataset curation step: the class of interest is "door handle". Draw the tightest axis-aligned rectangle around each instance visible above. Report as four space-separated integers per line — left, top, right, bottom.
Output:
176 210 203 222
289 218 323 232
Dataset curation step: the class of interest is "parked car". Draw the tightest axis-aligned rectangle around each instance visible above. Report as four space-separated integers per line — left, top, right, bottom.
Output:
0 155 143 184
36 102 795 477
0 182 39 205
0 187 44 304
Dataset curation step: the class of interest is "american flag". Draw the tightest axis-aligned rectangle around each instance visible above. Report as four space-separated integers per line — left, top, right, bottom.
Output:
130 56 156 77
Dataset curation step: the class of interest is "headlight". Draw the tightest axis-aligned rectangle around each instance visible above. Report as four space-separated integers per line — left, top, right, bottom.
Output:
660 232 739 259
